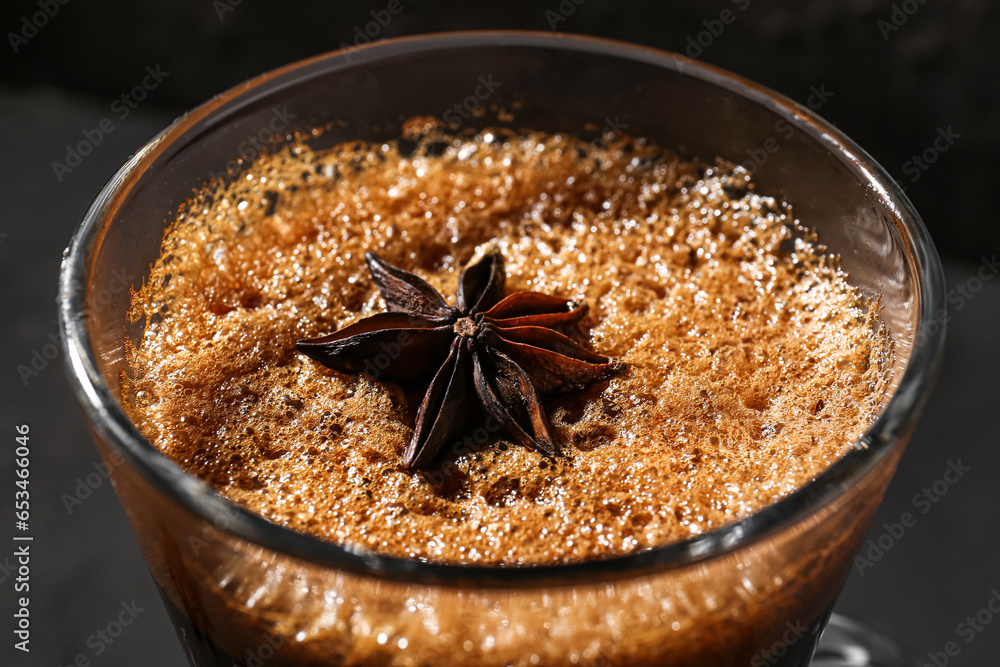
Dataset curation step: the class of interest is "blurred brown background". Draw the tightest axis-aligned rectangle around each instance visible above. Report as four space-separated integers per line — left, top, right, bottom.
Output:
3 0 997 260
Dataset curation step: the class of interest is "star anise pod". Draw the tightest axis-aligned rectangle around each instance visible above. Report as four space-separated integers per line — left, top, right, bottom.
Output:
296 247 620 469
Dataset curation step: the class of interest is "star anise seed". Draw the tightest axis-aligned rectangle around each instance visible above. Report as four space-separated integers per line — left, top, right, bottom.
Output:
296 246 621 469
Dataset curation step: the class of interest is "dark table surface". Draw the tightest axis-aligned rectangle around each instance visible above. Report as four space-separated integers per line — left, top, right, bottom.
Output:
0 80 997 667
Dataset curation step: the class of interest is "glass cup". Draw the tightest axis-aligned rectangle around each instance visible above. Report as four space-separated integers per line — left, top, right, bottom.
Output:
58 32 946 666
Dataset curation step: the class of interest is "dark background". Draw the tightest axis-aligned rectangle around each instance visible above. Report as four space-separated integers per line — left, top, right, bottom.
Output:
0 1 997 666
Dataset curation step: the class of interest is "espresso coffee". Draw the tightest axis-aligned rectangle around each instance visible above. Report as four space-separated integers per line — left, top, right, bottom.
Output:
122 120 892 665
125 120 891 566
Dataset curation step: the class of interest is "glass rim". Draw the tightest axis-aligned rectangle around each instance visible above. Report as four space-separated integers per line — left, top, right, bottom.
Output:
58 30 947 587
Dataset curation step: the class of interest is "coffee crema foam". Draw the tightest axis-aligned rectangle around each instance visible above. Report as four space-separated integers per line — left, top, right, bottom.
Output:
124 119 892 565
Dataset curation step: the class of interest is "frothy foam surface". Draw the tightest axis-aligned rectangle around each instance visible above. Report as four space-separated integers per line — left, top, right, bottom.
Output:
124 121 891 565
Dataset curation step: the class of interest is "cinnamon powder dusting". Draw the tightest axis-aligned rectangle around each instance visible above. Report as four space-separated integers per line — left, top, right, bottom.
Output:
124 122 892 565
